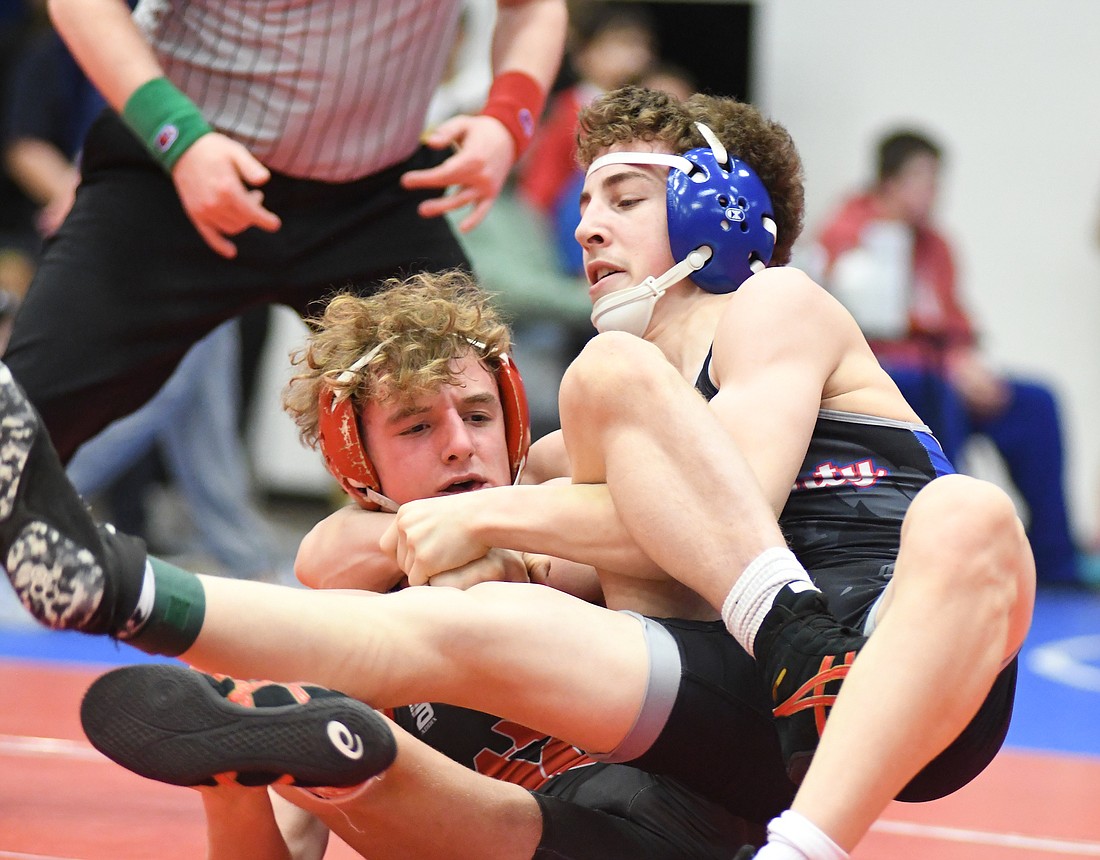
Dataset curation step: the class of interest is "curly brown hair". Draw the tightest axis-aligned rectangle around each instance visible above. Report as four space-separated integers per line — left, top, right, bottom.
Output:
575 85 804 265
282 270 512 451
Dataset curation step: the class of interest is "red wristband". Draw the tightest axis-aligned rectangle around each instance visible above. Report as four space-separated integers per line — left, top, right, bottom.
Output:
479 70 546 159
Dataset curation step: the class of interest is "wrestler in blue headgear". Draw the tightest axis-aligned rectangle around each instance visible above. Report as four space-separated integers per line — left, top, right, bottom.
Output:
587 122 778 337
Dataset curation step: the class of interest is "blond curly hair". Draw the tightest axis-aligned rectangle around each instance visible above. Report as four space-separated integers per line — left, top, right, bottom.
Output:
574 85 805 266
282 270 512 451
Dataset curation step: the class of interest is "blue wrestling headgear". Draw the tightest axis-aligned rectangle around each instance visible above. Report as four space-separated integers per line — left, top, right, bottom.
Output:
587 123 778 336
667 123 776 293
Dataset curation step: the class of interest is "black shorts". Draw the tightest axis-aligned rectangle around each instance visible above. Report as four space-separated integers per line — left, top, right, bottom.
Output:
809 558 896 631
533 762 762 860
896 656 1018 802
595 615 797 824
3 110 469 461
599 606 1014 813
812 558 1019 802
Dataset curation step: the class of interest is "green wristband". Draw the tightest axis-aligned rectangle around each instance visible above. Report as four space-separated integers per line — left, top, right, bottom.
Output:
122 77 213 171
125 556 206 657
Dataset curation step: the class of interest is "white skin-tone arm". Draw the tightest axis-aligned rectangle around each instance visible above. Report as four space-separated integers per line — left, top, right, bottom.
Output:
3 138 77 203
295 503 544 593
704 270 848 513
47 0 281 259
296 504 407 592
385 482 664 586
400 0 567 233
522 430 570 483
200 786 316 860
296 495 604 602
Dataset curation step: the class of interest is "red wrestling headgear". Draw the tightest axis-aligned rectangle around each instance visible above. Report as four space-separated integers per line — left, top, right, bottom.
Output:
316 343 531 511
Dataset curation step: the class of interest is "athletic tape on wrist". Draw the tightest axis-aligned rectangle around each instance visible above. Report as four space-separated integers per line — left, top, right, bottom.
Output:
122 77 213 171
479 70 545 159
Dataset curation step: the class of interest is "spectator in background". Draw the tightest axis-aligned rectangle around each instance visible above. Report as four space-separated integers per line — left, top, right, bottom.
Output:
634 60 695 103
425 0 498 130
66 320 284 580
2 24 100 238
0 0 40 337
518 4 656 222
816 128 1082 586
549 59 697 278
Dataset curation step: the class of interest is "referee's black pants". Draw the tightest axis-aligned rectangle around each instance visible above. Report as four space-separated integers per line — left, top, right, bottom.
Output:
3 110 469 462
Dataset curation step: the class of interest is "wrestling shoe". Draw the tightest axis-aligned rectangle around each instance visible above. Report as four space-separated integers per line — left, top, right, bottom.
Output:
81 663 397 788
0 362 147 634
754 585 868 784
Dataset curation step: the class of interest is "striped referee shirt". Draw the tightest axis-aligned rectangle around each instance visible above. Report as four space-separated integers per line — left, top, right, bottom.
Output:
132 0 464 181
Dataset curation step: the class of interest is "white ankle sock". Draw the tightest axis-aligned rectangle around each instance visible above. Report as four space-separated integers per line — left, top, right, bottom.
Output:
720 546 815 657
118 559 156 639
756 810 849 859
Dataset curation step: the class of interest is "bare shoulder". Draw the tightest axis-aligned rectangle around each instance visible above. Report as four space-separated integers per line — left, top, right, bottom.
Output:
718 266 852 344
735 266 837 309
708 266 872 402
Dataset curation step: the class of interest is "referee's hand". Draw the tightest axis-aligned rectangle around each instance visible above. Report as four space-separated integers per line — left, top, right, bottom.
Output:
172 133 282 258
401 114 515 234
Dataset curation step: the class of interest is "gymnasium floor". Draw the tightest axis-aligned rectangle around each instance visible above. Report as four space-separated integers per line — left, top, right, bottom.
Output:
2 578 1098 858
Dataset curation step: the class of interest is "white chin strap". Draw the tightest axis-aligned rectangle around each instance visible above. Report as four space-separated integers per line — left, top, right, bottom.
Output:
590 247 712 336
348 481 399 513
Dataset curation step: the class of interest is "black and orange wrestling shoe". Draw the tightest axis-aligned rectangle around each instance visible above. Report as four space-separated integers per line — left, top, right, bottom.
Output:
81 664 397 788
754 584 868 785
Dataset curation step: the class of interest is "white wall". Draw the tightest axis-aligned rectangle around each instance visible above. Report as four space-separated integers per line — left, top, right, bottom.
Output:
247 306 336 498
753 0 1100 538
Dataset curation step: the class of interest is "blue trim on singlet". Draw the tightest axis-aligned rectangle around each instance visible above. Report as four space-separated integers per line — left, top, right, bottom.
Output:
914 429 956 477
814 408 956 476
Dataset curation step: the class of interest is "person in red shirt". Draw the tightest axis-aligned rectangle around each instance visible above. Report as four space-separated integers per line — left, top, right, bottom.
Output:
517 7 656 219
816 129 1082 586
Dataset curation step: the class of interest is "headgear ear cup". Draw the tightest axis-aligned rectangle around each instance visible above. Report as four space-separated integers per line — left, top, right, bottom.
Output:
316 387 386 510
584 131 776 304
666 148 776 293
316 351 533 510
495 351 531 481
